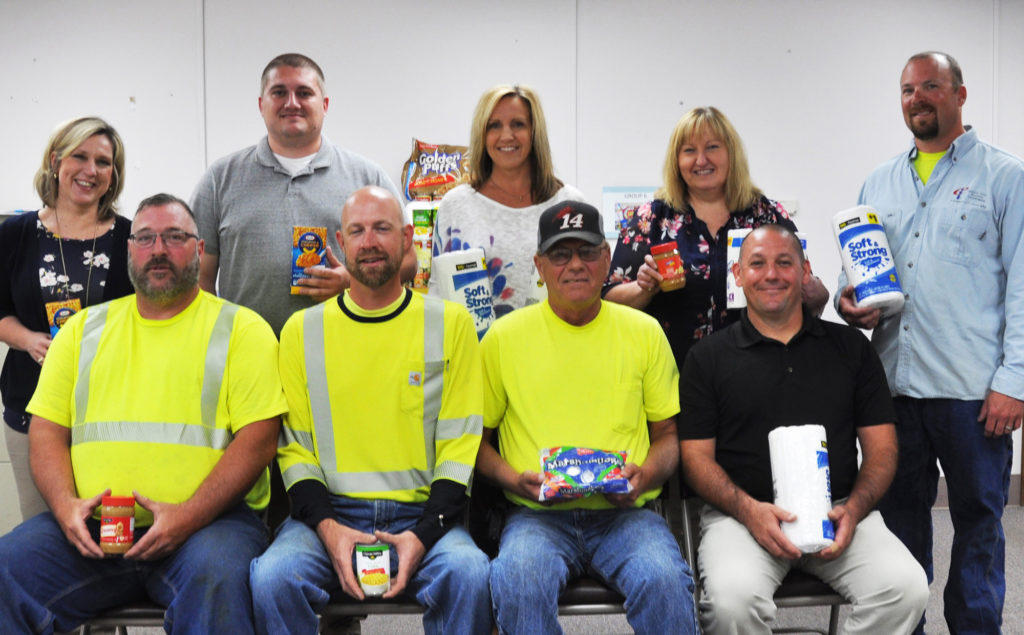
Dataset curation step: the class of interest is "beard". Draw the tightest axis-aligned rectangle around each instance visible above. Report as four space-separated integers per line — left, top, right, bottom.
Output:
128 250 200 302
907 107 939 141
348 247 400 289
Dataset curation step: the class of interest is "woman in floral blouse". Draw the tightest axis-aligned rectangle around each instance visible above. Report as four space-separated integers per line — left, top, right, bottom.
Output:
603 106 828 371
0 117 133 519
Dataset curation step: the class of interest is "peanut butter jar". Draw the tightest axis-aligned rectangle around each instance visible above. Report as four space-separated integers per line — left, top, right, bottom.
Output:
650 242 687 291
100 495 135 556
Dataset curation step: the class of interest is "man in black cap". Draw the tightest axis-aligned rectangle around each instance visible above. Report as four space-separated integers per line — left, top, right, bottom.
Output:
475 200 697 634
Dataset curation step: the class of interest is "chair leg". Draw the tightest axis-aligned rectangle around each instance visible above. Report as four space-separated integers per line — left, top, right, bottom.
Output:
828 605 840 635
319 615 365 634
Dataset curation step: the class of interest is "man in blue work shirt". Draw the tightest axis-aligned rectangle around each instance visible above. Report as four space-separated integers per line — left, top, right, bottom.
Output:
838 51 1024 634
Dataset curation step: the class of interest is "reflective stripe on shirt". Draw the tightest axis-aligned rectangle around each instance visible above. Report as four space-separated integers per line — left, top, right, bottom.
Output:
301 295 446 495
71 301 239 449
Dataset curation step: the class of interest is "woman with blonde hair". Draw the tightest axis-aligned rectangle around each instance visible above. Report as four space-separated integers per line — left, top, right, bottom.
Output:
604 106 827 365
431 84 584 317
0 116 133 519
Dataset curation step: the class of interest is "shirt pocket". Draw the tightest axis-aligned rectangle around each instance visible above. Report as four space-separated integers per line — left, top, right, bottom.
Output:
935 207 993 267
602 368 647 438
400 360 445 417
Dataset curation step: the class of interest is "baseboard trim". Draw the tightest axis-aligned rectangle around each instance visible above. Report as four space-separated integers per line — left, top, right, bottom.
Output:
933 476 1021 509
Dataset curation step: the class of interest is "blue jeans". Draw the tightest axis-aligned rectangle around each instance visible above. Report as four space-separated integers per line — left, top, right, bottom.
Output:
490 506 697 635
878 397 1012 634
0 505 267 634
250 496 491 635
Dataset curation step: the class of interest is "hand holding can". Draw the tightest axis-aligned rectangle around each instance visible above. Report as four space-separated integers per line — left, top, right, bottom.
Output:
356 543 391 597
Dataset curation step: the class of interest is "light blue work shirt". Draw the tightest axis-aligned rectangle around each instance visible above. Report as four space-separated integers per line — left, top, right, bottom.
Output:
838 128 1024 400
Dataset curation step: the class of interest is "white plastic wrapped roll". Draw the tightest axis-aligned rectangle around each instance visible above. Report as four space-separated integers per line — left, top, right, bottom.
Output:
768 424 835 553
431 248 495 339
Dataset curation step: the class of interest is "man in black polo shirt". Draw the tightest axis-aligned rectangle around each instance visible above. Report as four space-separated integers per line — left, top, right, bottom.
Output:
678 225 928 635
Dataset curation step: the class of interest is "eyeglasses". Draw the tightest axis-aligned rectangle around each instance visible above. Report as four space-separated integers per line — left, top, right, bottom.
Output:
544 244 605 266
129 230 199 248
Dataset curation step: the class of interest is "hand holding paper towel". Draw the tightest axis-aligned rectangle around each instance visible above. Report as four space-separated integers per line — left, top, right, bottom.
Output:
769 425 835 553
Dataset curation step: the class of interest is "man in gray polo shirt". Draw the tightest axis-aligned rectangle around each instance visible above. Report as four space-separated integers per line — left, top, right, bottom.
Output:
190 52 415 335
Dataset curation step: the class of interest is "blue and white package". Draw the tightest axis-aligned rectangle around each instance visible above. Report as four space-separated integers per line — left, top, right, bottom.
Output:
833 206 905 317
431 248 495 339
769 424 835 553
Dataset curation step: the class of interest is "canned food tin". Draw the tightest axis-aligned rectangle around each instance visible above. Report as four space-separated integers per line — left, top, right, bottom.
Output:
355 543 391 596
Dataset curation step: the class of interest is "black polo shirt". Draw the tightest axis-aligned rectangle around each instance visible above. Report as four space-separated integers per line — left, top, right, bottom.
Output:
679 309 895 503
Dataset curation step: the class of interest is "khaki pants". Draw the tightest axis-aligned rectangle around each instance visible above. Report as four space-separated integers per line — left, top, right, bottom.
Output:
697 504 929 635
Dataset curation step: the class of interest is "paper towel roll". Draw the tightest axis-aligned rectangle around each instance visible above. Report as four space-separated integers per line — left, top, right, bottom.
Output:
768 424 835 553
832 205 904 317
431 248 495 339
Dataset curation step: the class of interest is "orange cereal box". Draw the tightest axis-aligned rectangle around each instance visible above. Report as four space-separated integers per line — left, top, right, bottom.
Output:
45 298 82 337
291 226 328 294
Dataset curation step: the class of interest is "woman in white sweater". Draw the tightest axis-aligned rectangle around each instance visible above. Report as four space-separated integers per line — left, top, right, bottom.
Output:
430 84 584 318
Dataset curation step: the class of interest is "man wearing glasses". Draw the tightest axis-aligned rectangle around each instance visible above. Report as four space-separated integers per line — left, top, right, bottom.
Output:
0 193 286 634
476 200 697 634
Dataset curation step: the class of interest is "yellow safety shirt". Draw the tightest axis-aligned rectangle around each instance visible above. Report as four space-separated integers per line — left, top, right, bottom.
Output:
27 291 287 526
481 299 679 510
277 289 483 502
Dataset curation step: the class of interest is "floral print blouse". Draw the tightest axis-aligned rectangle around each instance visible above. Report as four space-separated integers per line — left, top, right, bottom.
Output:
37 219 113 305
603 195 797 369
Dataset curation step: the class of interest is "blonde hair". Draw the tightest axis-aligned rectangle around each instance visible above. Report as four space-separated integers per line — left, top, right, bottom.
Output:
657 106 761 212
34 116 126 221
467 84 562 202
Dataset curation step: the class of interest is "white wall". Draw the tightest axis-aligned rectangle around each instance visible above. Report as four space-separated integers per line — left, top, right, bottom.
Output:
0 1 1021 528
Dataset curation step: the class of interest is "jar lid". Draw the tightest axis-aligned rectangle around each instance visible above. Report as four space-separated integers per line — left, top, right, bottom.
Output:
650 242 677 255
102 495 135 507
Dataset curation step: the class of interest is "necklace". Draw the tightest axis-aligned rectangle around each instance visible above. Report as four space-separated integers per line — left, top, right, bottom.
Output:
52 207 100 305
487 177 531 205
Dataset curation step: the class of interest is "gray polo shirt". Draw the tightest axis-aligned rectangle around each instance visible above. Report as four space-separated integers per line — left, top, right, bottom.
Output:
191 135 401 334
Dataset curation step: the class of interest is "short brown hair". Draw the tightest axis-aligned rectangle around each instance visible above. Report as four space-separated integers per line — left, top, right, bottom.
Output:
739 224 805 265
906 51 964 89
261 53 326 94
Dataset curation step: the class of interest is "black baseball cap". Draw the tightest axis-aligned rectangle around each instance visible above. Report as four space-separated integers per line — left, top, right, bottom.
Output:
537 200 605 253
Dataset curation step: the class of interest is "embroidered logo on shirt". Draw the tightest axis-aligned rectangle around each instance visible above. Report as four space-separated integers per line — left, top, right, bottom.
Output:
409 371 422 387
951 186 988 207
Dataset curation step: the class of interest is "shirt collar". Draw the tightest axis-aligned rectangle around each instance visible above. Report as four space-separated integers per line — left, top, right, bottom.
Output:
256 135 333 173
735 306 825 348
905 125 976 163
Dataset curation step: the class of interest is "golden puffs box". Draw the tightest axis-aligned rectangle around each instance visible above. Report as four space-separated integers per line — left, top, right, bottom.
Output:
46 298 81 337
291 226 328 294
